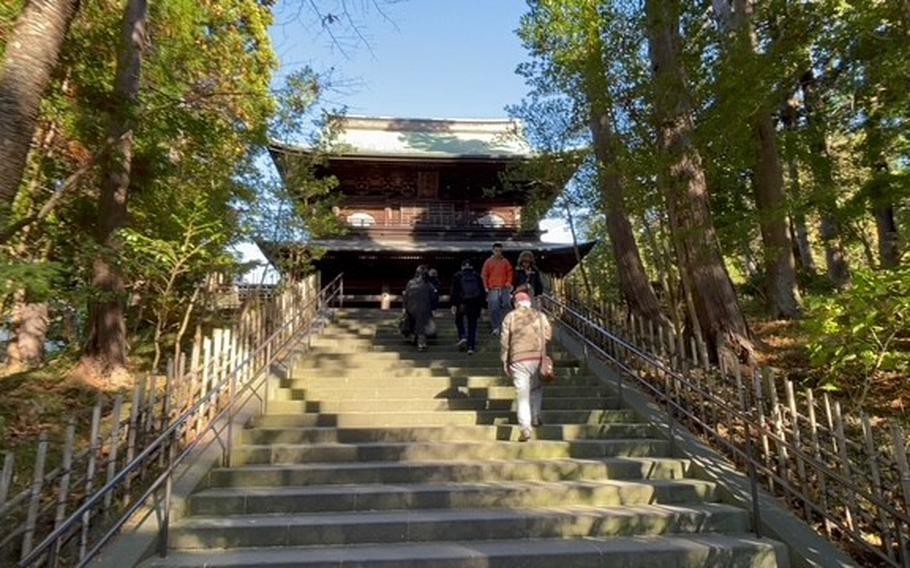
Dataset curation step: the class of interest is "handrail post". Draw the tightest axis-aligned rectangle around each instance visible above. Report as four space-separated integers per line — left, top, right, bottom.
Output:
736 369 762 538
615 331 624 405
158 429 177 558
666 394 676 456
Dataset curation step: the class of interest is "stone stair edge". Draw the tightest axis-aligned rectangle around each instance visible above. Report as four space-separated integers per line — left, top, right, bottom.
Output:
144 533 787 567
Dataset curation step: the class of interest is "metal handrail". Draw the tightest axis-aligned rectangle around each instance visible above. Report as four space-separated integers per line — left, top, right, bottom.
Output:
19 274 344 568
540 293 910 567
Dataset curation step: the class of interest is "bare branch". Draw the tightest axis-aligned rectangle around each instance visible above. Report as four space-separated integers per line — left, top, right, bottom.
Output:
308 0 351 59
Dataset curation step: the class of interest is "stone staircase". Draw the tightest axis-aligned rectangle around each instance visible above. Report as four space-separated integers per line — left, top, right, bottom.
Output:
148 309 788 567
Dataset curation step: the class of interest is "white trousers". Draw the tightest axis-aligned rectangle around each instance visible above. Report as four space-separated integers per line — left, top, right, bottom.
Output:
510 360 543 430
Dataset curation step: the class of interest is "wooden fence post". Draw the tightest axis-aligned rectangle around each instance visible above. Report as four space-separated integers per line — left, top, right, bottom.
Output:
765 370 790 483
52 420 76 563
831 400 857 533
861 412 895 562
20 432 48 560
891 424 910 515
143 375 158 449
0 452 13 507
752 369 773 491
105 395 124 514
805 388 833 536
80 401 103 558
123 380 143 507
211 329 224 414
199 337 212 426
784 380 810 520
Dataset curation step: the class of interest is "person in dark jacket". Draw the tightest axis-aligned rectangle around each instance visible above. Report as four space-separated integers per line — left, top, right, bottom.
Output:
451 259 485 355
427 268 441 312
515 250 544 298
403 265 435 351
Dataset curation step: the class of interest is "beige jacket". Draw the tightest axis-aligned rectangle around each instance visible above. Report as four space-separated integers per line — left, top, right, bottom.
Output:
500 306 552 365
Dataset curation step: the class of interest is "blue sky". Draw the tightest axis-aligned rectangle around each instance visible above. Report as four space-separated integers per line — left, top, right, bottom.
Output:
240 1 571 281
269 0 530 119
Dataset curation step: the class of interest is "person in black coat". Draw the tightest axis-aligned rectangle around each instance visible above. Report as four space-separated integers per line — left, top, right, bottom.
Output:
514 250 544 297
450 260 485 354
427 268 441 312
403 265 435 351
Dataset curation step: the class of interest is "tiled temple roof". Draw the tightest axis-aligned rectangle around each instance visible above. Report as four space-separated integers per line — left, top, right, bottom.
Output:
271 116 531 160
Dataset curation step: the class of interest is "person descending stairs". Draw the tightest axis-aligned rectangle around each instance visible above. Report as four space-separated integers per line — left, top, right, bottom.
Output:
147 308 788 567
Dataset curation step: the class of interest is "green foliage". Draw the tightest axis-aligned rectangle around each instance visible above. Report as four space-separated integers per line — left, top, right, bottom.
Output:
0 0 26 59
0 260 63 302
0 0 281 366
805 267 910 395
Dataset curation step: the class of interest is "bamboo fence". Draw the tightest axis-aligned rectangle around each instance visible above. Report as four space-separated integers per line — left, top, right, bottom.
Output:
0 273 322 566
544 275 909 567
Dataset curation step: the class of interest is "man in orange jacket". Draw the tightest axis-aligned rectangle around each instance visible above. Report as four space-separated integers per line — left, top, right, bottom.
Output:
481 242 513 334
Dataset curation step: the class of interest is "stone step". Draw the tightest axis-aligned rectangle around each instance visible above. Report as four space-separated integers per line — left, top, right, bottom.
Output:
274 384 615 400
160 310 781 568
288 369 592 383
252 408 641 428
229 438 671 465
444 365 587 378
307 340 573 354
257 408 643 427
293 349 578 361
267 394 621 412
293 359 581 372
207 457 694 488
146 534 786 567
291 366 448 379
171 503 748 549
240 423 658 445
310 337 538 349
192 478 717 516
320 329 464 339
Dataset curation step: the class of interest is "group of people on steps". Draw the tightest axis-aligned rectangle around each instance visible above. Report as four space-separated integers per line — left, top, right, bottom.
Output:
401 242 551 441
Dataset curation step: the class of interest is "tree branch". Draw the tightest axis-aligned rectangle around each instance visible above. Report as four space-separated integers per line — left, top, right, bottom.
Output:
0 137 120 245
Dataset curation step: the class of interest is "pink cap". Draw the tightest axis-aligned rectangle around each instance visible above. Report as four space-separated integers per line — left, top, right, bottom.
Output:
514 291 532 303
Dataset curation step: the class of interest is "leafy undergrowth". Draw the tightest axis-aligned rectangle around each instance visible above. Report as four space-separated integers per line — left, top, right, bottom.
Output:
0 340 155 454
750 314 908 421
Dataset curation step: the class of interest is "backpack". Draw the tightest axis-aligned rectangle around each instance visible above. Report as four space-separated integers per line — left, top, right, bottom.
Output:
459 271 484 301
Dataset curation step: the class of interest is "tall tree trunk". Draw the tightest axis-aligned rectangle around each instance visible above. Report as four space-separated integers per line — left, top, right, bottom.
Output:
789 213 814 273
563 201 593 299
819 213 851 284
800 69 851 287
752 114 802 317
874 205 900 268
865 116 901 268
780 99 818 276
0 0 80 208
5 293 49 370
721 0 801 317
741 241 760 281
579 18 665 322
645 0 752 362
851 222 878 269
588 113 665 322
84 0 147 373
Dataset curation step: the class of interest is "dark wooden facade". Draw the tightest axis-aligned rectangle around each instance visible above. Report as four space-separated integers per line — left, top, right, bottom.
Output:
264 117 594 301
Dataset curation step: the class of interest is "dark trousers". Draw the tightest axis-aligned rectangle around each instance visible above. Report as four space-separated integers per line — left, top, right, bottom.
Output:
455 302 483 350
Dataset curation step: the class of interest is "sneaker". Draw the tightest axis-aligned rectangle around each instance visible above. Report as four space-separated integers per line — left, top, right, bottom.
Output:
456 338 468 351
491 329 500 336
467 349 475 355
518 428 532 442
532 417 544 427
417 344 427 352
